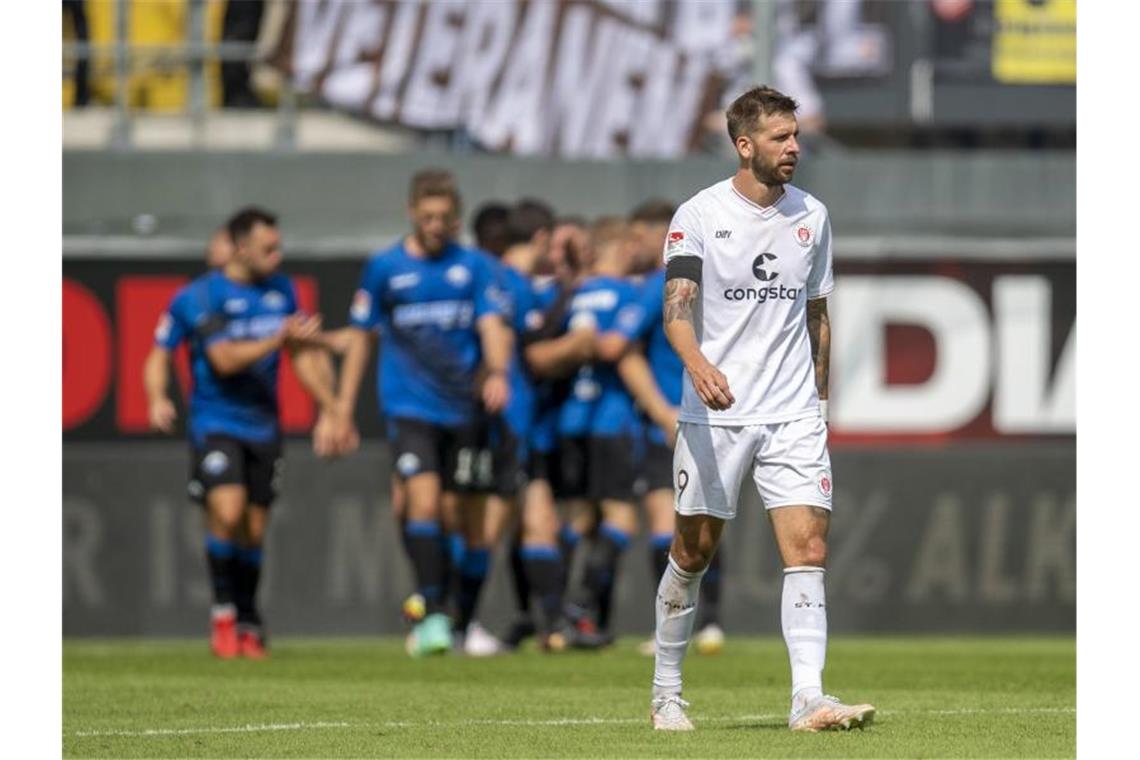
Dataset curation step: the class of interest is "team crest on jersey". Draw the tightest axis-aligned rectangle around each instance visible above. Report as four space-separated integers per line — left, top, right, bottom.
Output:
524 309 544 331
350 289 372 321
396 452 422 476
224 298 248 314
666 230 685 256
446 265 471 287
262 291 287 310
203 451 230 476
795 225 813 247
154 313 173 342
818 471 832 497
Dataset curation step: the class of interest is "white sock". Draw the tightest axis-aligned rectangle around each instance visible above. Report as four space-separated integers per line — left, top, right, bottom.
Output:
652 556 704 698
782 566 827 711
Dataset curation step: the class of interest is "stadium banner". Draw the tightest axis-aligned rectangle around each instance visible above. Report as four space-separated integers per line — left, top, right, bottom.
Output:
63 441 1074 636
990 0 1076 85
62 256 1075 443
272 0 733 158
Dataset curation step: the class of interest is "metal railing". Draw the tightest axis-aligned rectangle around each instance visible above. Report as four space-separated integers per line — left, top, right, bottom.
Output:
62 0 298 150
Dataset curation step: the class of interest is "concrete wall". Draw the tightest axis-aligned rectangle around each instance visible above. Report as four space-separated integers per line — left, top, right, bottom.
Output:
63 150 1075 246
63 442 1074 637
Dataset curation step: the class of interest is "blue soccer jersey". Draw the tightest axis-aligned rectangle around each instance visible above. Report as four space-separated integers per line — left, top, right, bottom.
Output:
155 270 298 447
557 275 645 438
636 268 685 446
350 240 510 428
527 276 564 455
497 262 538 441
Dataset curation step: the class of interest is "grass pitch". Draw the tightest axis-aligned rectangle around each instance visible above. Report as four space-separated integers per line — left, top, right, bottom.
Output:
64 636 1074 758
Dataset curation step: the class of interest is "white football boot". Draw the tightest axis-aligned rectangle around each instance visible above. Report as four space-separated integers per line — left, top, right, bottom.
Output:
650 694 695 731
788 694 875 732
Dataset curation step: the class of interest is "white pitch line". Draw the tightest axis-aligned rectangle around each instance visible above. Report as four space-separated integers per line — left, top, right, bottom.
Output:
68 707 1075 739
71 721 352 738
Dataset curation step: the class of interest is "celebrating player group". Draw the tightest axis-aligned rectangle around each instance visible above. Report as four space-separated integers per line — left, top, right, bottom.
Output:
144 85 873 733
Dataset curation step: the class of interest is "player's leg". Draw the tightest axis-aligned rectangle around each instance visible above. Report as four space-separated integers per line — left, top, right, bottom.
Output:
448 425 501 652
518 473 564 643
231 439 282 658
651 422 747 729
233 503 268 658
575 435 640 632
693 547 725 655
757 417 873 731
192 436 248 659
392 419 452 654
651 513 724 730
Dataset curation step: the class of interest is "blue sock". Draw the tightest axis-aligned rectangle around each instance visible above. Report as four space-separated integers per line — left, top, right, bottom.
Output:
650 532 672 584
404 520 446 614
205 534 238 608
234 545 263 628
521 544 564 631
455 547 491 632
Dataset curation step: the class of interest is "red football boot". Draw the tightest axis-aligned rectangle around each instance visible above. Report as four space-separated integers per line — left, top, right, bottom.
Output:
210 605 239 659
238 628 268 660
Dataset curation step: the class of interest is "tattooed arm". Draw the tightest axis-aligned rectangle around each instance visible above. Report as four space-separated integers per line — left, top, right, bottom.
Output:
806 297 830 401
662 277 734 411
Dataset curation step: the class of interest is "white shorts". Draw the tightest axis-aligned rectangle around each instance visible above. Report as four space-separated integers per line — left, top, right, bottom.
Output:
672 416 833 520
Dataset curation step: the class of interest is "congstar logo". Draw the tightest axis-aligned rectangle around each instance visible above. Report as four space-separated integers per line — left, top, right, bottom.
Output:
752 252 778 281
723 253 800 302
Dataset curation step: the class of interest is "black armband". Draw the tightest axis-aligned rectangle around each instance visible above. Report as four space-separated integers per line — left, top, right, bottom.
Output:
665 255 702 284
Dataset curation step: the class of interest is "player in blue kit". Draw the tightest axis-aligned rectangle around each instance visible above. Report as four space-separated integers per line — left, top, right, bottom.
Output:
143 207 342 659
620 200 726 658
334 170 514 657
547 217 647 636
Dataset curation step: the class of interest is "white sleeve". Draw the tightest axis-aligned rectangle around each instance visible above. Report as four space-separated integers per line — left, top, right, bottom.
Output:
662 201 705 266
806 213 835 299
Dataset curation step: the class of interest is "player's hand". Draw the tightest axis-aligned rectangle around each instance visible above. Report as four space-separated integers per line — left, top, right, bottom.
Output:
688 359 734 411
482 371 510 413
312 409 339 458
282 313 323 347
148 397 177 433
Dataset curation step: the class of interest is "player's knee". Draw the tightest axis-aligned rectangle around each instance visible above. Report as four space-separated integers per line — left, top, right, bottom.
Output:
793 536 828 568
672 543 712 574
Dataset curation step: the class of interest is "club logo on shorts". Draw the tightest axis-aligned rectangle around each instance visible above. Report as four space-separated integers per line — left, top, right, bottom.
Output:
795 225 813 247
446 265 471 287
818 471 832 497
396 452 421 477
203 451 229 476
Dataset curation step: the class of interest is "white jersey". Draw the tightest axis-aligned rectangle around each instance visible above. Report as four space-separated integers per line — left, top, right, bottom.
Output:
664 178 834 426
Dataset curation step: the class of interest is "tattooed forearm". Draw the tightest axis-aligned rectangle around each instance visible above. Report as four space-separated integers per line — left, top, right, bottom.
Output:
664 278 700 325
807 298 830 399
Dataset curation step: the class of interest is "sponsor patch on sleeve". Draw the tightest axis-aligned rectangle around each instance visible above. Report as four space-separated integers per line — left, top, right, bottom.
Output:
350 289 372 322
666 230 685 257
154 312 173 342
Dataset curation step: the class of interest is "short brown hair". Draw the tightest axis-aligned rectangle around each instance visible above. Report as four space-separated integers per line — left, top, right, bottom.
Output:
226 206 277 243
725 86 799 142
629 199 676 225
590 216 630 251
409 169 461 210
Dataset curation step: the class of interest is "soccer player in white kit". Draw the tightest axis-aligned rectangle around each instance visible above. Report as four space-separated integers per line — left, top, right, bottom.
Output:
648 86 875 732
